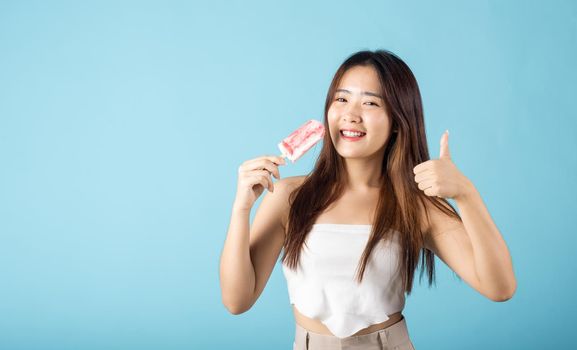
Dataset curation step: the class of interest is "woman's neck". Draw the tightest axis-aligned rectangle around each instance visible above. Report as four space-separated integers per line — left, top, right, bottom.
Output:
343 158 384 192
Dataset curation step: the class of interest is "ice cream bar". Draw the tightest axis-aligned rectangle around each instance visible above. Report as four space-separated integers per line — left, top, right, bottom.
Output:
278 119 325 163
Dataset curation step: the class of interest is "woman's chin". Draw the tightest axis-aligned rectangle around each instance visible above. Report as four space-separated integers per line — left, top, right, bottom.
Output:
338 153 366 160
336 148 384 161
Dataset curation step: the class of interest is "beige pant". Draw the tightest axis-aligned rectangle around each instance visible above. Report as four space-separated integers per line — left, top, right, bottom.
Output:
293 316 416 350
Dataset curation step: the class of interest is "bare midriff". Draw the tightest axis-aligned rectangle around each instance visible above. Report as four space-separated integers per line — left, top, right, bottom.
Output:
292 305 404 336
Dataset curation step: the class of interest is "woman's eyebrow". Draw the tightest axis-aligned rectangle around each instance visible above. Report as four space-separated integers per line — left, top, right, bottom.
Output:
335 88 383 99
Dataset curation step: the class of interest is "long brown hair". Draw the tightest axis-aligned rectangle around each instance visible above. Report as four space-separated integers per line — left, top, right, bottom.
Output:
280 50 463 295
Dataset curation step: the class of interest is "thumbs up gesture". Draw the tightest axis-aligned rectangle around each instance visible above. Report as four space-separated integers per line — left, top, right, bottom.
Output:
413 130 472 200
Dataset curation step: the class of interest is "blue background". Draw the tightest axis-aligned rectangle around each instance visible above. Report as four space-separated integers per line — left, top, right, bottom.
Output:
1 0 576 349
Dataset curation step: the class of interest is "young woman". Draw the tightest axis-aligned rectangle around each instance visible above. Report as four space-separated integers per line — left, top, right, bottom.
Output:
220 50 516 350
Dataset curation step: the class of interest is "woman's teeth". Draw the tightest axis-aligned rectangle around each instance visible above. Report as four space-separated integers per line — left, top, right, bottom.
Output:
341 130 365 137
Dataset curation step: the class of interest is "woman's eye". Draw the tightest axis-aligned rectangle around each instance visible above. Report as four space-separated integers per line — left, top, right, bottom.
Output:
334 98 379 106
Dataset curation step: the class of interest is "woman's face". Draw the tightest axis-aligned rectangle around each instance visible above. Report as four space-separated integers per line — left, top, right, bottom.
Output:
327 65 392 161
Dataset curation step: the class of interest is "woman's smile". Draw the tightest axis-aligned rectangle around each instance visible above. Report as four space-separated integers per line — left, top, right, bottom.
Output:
340 130 367 141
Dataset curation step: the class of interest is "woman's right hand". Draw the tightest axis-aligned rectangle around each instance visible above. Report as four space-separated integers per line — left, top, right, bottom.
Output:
233 155 286 211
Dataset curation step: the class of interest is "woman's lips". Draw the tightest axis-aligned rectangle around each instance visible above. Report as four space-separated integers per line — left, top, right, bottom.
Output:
340 130 366 141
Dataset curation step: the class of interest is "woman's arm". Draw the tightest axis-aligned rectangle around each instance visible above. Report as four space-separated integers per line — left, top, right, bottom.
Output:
422 182 516 301
219 177 292 314
219 206 256 314
454 181 517 300
415 131 516 301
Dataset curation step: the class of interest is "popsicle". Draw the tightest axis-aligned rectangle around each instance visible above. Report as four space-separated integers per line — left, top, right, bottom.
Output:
278 119 325 163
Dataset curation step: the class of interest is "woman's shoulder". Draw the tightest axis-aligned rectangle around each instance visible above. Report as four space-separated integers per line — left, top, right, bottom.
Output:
273 175 307 202
277 175 307 188
273 175 307 229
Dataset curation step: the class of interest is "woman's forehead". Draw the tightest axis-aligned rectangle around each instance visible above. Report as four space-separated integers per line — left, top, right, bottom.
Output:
335 88 383 100
338 65 381 91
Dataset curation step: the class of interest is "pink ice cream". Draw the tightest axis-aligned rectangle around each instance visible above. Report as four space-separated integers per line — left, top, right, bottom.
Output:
278 119 325 163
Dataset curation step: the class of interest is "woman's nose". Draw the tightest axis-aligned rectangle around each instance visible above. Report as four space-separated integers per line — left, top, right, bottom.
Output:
342 101 362 121
342 108 362 123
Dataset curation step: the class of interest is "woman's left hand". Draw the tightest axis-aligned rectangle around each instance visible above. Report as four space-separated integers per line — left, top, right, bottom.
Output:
412 130 472 200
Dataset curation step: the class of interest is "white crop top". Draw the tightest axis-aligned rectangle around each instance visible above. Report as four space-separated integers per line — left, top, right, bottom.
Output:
281 224 405 338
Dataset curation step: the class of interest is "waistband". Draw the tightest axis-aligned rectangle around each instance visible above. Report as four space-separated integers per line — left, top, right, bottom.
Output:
294 316 412 349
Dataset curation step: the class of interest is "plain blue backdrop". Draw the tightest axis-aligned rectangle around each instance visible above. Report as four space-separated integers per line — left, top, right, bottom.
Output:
1 0 576 349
